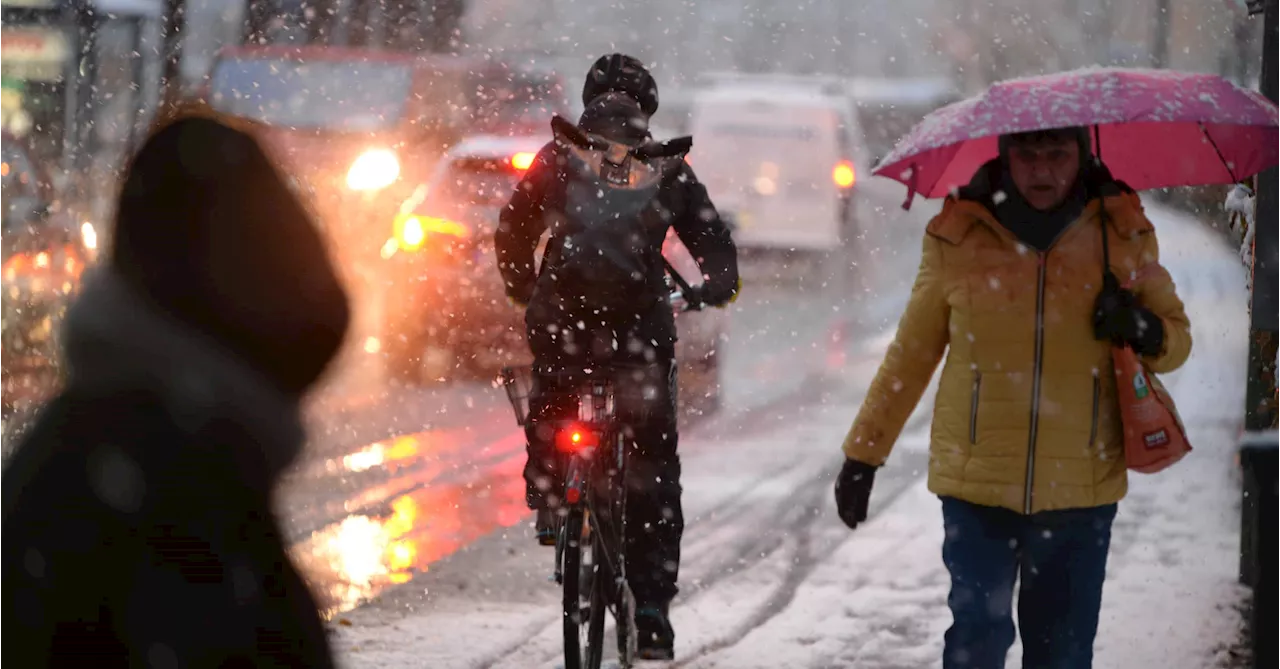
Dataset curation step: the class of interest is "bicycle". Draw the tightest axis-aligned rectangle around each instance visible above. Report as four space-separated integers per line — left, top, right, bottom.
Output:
500 272 699 669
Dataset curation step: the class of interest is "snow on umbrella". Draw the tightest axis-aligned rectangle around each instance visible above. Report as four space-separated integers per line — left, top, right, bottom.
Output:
873 67 1280 209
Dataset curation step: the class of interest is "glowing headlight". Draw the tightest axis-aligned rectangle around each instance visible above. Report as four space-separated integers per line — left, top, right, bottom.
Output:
346 149 400 191
80 222 98 251
400 216 426 249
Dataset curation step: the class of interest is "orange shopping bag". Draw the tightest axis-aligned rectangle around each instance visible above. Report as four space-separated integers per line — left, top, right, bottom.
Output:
1096 198 1192 474
1112 345 1192 473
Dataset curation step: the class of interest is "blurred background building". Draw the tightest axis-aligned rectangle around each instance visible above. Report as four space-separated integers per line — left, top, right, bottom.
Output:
172 0 1269 96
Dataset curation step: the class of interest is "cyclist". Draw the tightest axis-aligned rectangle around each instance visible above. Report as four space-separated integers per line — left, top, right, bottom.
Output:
495 54 739 660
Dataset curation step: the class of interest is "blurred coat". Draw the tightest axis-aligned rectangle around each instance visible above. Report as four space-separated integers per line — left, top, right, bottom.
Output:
2 115 347 667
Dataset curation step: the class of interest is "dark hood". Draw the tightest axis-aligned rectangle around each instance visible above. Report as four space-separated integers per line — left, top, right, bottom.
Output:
110 116 350 397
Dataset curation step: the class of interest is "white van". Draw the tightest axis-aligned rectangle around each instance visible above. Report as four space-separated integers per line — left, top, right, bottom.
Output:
686 80 868 252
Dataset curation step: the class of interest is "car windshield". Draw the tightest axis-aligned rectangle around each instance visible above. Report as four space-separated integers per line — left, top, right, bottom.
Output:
436 159 524 209
210 57 413 132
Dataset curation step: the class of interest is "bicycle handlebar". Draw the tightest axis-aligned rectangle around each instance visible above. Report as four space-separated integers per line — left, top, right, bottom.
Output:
664 262 703 313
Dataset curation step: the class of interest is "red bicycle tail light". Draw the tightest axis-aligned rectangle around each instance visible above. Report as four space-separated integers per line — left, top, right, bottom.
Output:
555 423 599 453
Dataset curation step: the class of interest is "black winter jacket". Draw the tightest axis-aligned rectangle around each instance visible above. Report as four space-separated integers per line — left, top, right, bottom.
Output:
2 271 335 668
495 138 739 349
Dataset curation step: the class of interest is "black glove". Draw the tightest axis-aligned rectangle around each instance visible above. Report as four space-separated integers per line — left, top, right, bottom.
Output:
679 284 707 311
834 458 878 530
1093 279 1164 356
680 278 740 311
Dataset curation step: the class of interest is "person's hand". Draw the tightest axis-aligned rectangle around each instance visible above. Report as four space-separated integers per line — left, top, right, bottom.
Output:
670 284 706 311
834 458 878 530
1093 281 1164 356
676 279 740 312
682 284 706 311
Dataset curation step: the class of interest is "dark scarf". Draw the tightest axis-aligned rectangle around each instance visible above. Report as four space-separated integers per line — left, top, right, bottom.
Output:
959 159 1099 251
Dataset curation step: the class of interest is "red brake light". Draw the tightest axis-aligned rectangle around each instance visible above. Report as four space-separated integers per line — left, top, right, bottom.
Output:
511 152 536 171
555 423 599 453
833 160 856 189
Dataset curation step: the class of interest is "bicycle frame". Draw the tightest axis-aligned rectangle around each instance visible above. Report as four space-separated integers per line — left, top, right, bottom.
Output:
499 264 697 668
550 379 628 587
500 364 640 669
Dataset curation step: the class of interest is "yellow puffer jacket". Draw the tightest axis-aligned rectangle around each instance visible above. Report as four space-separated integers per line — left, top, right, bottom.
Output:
842 192 1192 514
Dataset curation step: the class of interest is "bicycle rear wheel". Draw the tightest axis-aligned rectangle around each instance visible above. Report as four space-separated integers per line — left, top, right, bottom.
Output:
562 508 607 669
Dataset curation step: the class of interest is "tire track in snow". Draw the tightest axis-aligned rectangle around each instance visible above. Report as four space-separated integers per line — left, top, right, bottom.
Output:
669 450 929 668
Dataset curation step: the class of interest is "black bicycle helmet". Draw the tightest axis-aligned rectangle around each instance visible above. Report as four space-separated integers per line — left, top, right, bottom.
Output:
582 53 659 117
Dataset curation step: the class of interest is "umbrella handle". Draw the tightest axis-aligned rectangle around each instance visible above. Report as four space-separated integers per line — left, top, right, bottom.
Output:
1092 123 1125 289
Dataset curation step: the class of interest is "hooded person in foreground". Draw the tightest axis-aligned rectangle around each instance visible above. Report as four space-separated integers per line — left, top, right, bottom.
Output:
834 127 1192 669
2 113 349 667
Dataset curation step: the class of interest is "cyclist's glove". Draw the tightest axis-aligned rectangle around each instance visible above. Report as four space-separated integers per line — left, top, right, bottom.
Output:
683 278 741 311
682 284 708 311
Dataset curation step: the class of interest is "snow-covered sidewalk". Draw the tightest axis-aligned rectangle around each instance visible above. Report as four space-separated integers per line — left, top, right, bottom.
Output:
685 202 1251 669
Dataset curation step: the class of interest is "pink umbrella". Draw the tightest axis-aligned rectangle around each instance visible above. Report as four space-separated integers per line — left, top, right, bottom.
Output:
874 67 1279 209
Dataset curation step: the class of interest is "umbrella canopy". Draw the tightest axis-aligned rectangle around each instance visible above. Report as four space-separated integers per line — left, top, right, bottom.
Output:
874 67 1279 207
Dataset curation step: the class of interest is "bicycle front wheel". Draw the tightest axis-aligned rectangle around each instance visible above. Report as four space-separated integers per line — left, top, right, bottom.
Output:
562 508 607 669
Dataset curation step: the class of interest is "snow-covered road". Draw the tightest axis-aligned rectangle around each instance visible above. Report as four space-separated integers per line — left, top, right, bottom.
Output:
319 197 1250 669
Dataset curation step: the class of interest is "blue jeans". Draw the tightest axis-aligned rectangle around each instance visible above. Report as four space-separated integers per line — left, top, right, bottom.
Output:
940 496 1118 669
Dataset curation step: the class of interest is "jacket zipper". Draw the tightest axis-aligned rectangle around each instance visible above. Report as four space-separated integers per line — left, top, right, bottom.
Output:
1089 371 1101 448
1024 252 1048 514
969 371 982 444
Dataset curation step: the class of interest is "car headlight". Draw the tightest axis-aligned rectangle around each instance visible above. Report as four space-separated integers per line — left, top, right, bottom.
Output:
80 221 97 249
388 213 472 255
346 149 400 191
400 216 426 249
80 221 99 259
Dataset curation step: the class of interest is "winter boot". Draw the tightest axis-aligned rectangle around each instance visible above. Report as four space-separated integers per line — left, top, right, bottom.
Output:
535 508 557 546
635 605 674 660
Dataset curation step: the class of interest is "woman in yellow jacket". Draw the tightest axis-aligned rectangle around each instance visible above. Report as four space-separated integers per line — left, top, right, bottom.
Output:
834 127 1192 669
